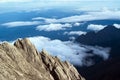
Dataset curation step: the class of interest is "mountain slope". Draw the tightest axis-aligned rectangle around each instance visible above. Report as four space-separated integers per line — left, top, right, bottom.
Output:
76 57 120 80
76 25 120 58
75 25 120 80
0 38 85 80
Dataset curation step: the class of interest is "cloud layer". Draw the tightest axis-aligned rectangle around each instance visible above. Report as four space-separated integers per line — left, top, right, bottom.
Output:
74 22 81 26
2 9 120 32
36 23 72 31
87 24 106 31
33 10 120 23
87 24 120 31
113 24 120 29
24 36 110 66
1 21 40 27
64 31 86 36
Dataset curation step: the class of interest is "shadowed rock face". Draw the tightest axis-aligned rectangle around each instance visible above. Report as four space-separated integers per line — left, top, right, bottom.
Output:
76 25 120 58
0 38 85 80
75 25 120 80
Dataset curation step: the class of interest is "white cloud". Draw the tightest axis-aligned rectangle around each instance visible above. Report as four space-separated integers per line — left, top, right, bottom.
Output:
32 17 51 21
36 23 72 31
23 36 110 66
69 36 76 41
113 24 120 29
85 46 110 60
28 36 86 65
74 22 81 26
87 23 120 31
1 21 40 27
32 17 59 24
87 24 106 31
64 31 86 36
33 10 120 23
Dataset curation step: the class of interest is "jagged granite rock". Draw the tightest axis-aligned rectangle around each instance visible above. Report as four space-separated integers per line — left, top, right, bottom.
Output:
0 38 85 80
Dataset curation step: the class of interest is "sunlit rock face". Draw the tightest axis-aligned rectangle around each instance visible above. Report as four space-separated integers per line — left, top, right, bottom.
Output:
0 38 85 80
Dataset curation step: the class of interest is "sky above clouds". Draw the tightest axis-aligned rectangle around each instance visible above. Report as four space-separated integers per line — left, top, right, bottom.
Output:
0 0 120 12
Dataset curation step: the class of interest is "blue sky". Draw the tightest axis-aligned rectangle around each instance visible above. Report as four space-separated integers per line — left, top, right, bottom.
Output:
0 0 120 13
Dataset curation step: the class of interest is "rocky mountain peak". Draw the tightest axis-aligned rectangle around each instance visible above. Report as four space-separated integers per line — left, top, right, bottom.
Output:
0 38 85 80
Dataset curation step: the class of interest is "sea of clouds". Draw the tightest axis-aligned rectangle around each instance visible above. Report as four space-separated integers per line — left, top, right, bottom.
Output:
27 36 110 66
1 9 120 33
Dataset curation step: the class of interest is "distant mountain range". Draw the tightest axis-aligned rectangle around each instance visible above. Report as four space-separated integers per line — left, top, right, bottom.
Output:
75 25 120 80
76 25 120 58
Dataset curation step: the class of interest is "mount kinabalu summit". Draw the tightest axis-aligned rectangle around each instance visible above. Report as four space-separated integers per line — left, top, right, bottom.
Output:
0 38 85 80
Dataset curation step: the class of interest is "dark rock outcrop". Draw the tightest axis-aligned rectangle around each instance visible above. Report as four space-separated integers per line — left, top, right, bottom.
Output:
76 25 120 80
0 38 85 80
76 57 120 80
76 25 120 58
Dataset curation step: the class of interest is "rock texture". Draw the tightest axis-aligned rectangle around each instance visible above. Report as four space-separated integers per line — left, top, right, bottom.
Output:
0 38 85 80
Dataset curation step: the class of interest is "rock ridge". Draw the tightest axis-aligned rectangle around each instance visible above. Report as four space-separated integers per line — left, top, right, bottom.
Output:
0 38 85 80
